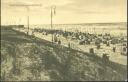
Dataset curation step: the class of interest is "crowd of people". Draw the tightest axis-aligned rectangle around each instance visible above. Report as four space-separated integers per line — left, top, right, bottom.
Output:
32 28 127 61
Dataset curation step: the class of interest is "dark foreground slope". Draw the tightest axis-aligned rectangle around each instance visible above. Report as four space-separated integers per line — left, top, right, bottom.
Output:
1 27 127 81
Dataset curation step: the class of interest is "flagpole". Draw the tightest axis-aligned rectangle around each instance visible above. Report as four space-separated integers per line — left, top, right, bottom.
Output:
26 7 29 35
51 5 56 43
51 7 53 43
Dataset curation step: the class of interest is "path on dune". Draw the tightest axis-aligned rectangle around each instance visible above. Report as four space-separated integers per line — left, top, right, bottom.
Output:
14 28 127 65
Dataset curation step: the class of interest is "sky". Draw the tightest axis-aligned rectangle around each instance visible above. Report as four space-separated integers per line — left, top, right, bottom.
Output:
1 0 127 25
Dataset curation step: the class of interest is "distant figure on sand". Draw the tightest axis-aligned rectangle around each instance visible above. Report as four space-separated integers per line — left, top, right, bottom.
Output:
58 40 61 44
102 54 109 63
113 47 116 52
68 42 71 48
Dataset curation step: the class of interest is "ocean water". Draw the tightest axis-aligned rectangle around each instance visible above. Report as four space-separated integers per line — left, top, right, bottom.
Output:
25 23 127 36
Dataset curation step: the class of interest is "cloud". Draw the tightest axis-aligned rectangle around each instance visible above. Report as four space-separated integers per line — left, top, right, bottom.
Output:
57 0 127 14
1 0 127 24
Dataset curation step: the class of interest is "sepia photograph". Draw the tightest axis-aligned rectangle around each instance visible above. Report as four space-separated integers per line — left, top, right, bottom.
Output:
1 0 127 81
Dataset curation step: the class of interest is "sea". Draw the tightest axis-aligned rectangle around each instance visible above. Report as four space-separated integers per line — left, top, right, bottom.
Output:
23 22 127 36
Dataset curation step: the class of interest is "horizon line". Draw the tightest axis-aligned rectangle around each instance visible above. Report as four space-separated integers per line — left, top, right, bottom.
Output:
1 22 127 25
